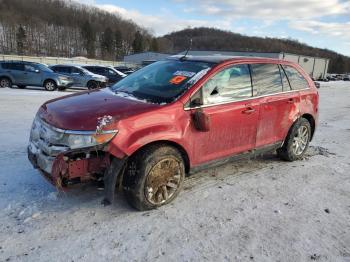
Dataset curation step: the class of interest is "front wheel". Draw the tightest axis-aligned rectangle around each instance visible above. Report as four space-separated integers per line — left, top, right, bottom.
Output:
123 145 185 211
87 81 98 90
44 80 57 91
277 118 311 161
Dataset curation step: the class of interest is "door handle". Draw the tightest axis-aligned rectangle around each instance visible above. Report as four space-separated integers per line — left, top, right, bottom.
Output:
242 107 255 114
287 98 294 104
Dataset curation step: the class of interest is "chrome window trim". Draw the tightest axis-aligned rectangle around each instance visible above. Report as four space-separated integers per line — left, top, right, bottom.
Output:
184 88 310 111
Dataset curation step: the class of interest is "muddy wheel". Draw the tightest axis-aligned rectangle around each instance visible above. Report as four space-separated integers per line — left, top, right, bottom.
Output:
44 80 57 91
277 118 311 161
87 80 98 90
0 77 12 88
123 145 185 211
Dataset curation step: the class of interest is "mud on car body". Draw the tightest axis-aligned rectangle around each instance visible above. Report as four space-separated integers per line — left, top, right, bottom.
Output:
28 56 319 211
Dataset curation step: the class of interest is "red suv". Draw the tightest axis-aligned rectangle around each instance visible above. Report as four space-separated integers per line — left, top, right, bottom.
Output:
28 56 319 210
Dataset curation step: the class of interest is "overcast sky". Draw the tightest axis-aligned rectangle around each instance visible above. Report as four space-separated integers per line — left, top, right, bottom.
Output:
77 0 350 56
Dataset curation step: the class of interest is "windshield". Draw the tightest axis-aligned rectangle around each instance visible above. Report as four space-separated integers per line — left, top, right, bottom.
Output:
37 63 54 73
110 60 213 104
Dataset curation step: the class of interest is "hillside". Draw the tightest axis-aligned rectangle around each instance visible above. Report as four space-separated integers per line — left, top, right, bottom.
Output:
159 28 350 73
0 0 155 60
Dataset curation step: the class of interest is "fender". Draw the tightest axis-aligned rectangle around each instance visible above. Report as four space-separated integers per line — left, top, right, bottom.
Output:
0 73 15 84
107 105 192 163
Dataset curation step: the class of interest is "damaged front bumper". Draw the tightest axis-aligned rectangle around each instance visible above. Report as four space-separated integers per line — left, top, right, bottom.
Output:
27 116 118 188
28 143 110 187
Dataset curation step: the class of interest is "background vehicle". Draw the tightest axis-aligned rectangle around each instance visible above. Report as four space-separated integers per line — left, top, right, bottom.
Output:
114 66 136 75
343 75 350 81
28 57 318 211
50 64 108 89
0 61 73 91
82 65 126 86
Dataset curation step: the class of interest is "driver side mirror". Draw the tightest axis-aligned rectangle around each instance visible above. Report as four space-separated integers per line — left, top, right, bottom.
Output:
192 110 210 132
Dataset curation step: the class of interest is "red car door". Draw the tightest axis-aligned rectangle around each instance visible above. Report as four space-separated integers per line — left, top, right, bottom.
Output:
189 64 260 165
251 63 300 148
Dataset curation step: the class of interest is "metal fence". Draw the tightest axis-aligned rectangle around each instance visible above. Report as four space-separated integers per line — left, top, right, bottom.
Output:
0 54 136 67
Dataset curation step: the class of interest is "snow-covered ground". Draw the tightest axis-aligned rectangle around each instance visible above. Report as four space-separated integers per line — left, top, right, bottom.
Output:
0 83 349 262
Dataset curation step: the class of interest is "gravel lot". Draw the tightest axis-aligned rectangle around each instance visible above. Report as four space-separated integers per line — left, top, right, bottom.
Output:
0 82 349 262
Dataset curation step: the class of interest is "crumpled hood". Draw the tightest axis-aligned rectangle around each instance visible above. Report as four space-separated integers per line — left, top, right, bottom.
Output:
39 88 160 131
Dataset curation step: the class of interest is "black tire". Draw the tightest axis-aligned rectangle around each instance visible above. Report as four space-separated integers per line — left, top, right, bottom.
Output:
87 80 98 90
44 80 57 91
0 77 12 88
17 85 26 89
123 145 185 211
277 118 311 161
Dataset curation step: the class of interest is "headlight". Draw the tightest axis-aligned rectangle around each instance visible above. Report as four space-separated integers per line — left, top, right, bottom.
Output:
59 76 69 81
65 131 118 149
30 115 117 149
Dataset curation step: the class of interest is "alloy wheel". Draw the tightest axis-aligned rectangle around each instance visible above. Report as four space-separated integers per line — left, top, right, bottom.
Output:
45 81 55 91
292 125 309 156
144 157 182 205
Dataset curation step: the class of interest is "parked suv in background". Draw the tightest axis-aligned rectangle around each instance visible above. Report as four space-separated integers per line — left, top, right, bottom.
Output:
28 56 318 211
82 65 126 86
0 61 73 91
50 65 108 89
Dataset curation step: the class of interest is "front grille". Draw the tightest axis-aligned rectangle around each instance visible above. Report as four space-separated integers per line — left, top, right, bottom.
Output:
29 117 69 173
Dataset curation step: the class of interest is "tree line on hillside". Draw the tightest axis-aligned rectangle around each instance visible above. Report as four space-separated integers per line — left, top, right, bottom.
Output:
0 0 159 60
158 28 350 73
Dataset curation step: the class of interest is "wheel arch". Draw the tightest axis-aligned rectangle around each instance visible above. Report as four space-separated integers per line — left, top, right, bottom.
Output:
0 75 14 84
128 140 191 174
43 78 58 86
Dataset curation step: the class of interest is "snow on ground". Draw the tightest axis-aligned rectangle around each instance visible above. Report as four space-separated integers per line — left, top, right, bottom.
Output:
0 83 349 262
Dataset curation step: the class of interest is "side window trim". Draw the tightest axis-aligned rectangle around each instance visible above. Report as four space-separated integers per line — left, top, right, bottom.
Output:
184 63 308 110
278 64 293 92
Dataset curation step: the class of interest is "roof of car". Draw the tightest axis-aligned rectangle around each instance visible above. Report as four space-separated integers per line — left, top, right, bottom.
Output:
168 55 283 64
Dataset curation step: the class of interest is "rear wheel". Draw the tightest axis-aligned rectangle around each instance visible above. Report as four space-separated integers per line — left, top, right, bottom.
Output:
0 77 12 88
277 118 311 161
87 80 98 90
123 145 185 211
44 80 57 91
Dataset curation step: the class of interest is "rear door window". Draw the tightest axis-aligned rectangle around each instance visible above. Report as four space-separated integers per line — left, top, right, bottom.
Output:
202 64 252 105
53 66 70 74
282 65 309 90
94 67 107 75
251 64 283 96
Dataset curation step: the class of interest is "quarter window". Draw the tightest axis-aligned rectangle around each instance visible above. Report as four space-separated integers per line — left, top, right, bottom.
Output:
202 64 252 105
282 65 309 90
251 64 283 96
